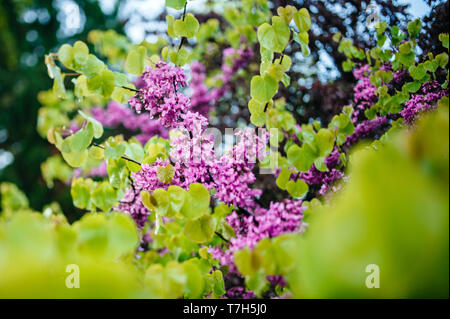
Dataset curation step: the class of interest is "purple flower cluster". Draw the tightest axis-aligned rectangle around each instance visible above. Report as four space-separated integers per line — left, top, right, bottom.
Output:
209 199 304 273
225 287 255 299
92 101 168 144
116 59 271 234
352 65 377 121
132 128 268 210
344 116 388 148
210 129 268 209
300 167 344 196
351 63 408 122
400 80 448 124
128 61 189 128
116 185 149 229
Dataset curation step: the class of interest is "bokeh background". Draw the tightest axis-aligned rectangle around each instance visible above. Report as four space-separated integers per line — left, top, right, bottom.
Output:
0 0 448 219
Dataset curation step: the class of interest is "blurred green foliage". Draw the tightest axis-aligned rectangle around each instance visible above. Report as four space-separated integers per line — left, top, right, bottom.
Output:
235 103 449 298
0 0 124 221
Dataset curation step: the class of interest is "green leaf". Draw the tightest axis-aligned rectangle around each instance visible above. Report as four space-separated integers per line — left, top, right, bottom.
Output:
408 64 427 80
71 178 95 210
407 19 422 39
86 69 116 98
91 182 120 212
166 15 176 38
79 54 105 77
276 168 291 190
106 158 127 189
233 247 255 276
281 73 291 87
73 41 89 67
254 238 277 275
124 143 144 172
104 143 126 160
399 42 412 54
314 156 329 172
250 75 278 103
250 113 267 127
286 179 308 198
165 0 186 10
157 163 175 184
62 122 94 153
57 44 73 69
287 143 316 172
403 81 421 93
273 234 300 274
293 8 311 32
342 59 354 72
184 215 216 244
271 16 290 51
248 99 265 114
180 183 210 219
315 128 334 157
183 261 204 298
257 17 290 53
216 221 235 241
151 188 170 216
125 46 147 75
75 214 108 255
108 213 139 257
277 5 297 24
174 14 199 39
0 182 29 212
78 110 103 138
435 53 448 68
439 33 449 49
167 185 186 215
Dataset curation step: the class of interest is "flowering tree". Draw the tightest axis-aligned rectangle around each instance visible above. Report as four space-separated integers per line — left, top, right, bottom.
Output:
0 0 448 298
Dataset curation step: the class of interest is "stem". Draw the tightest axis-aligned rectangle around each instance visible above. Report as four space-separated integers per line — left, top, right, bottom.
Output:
91 142 142 166
182 2 187 20
121 86 140 93
63 72 81 76
177 37 186 52
177 3 188 52
215 232 230 243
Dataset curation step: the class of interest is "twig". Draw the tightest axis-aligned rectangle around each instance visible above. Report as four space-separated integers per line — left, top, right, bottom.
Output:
215 231 230 243
91 142 142 166
121 86 140 93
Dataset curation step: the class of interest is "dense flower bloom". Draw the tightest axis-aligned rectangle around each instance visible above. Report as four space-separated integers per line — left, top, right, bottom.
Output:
345 116 388 147
132 159 177 192
209 199 304 272
210 129 268 209
352 65 377 121
116 186 149 229
351 63 408 122
225 287 255 299
400 81 448 124
128 61 189 128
